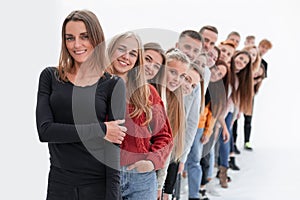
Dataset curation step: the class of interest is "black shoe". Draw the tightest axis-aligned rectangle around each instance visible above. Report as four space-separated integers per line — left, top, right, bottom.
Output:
229 157 240 171
199 189 209 200
216 170 232 182
233 144 241 154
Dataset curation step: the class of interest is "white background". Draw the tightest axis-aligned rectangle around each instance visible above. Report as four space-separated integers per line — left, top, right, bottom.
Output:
1 0 299 199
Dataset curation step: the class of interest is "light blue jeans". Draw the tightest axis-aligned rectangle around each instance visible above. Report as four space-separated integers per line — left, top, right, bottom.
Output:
218 112 233 168
208 147 215 179
120 166 157 200
186 128 204 198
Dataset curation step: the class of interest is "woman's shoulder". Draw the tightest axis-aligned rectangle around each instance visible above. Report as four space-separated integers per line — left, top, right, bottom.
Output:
99 72 125 92
39 66 58 80
102 72 124 84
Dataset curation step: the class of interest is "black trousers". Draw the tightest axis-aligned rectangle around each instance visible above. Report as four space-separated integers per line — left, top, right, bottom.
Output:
163 161 180 194
232 119 238 144
232 114 253 145
200 152 210 185
244 114 253 143
46 181 106 200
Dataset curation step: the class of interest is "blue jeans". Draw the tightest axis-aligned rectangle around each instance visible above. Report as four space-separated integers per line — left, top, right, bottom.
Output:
186 128 204 198
121 167 157 200
218 112 233 168
208 147 215 179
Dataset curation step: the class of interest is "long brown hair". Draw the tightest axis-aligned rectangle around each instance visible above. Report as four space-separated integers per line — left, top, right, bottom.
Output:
144 42 167 105
227 51 253 114
208 60 228 118
57 10 106 81
107 32 152 126
242 45 262 73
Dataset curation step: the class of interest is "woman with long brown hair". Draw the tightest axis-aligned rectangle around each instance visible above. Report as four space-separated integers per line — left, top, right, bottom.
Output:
36 10 127 199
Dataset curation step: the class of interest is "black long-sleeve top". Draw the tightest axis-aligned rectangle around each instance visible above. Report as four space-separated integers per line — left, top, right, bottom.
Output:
36 67 126 198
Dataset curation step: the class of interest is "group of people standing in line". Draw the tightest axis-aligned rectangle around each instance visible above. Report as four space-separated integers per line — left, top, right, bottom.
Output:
36 9 272 200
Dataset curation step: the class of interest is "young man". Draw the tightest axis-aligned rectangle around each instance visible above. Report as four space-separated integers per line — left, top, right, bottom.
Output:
184 26 219 200
244 35 256 46
226 31 241 49
258 39 273 78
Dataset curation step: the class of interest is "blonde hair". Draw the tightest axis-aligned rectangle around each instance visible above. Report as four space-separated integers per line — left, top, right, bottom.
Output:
57 10 106 81
242 45 262 74
165 48 188 161
107 32 152 125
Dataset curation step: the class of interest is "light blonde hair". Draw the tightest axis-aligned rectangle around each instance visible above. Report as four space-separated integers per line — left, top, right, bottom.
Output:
107 32 152 126
165 48 188 161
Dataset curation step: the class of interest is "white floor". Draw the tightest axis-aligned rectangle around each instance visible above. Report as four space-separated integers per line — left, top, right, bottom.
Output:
176 89 300 200
179 138 300 200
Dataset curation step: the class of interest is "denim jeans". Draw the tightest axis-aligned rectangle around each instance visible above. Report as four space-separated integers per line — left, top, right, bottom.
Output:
208 147 215 179
120 167 157 200
218 112 233 168
186 128 204 198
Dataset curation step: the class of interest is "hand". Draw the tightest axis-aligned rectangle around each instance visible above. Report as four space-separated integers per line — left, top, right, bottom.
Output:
104 119 127 144
237 112 241 119
162 193 170 200
178 162 185 174
127 160 154 173
222 126 230 143
200 134 209 144
157 189 162 200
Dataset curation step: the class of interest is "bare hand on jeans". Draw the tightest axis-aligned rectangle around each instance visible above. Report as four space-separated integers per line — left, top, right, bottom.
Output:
222 126 230 143
104 119 127 144
127 160 154 173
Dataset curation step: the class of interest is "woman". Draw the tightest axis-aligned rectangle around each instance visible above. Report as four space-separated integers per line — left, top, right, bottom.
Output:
218 50 253 188
106 32 173 200
36 10 127 199
144 42 167 106
160 48 190 200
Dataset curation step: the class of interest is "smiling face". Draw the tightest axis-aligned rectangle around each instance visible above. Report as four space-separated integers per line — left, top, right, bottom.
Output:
234 53 250 72
182 68 201 95
144 49 163 80
248 47 258 64
65 21 94 69
166 60 189 91
176 35 202 61
227 34 240 49
258 44 270 56
206 47 219 68
210 64 227 82
201 29 218 53
110 37 139 77
218 44 235 64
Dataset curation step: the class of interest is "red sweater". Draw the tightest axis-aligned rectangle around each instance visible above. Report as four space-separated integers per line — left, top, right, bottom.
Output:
120 85 173 170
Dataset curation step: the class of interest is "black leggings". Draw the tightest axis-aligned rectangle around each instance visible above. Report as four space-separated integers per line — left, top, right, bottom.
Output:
244 114 253 143
232 113 253 145
163 161 179 194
